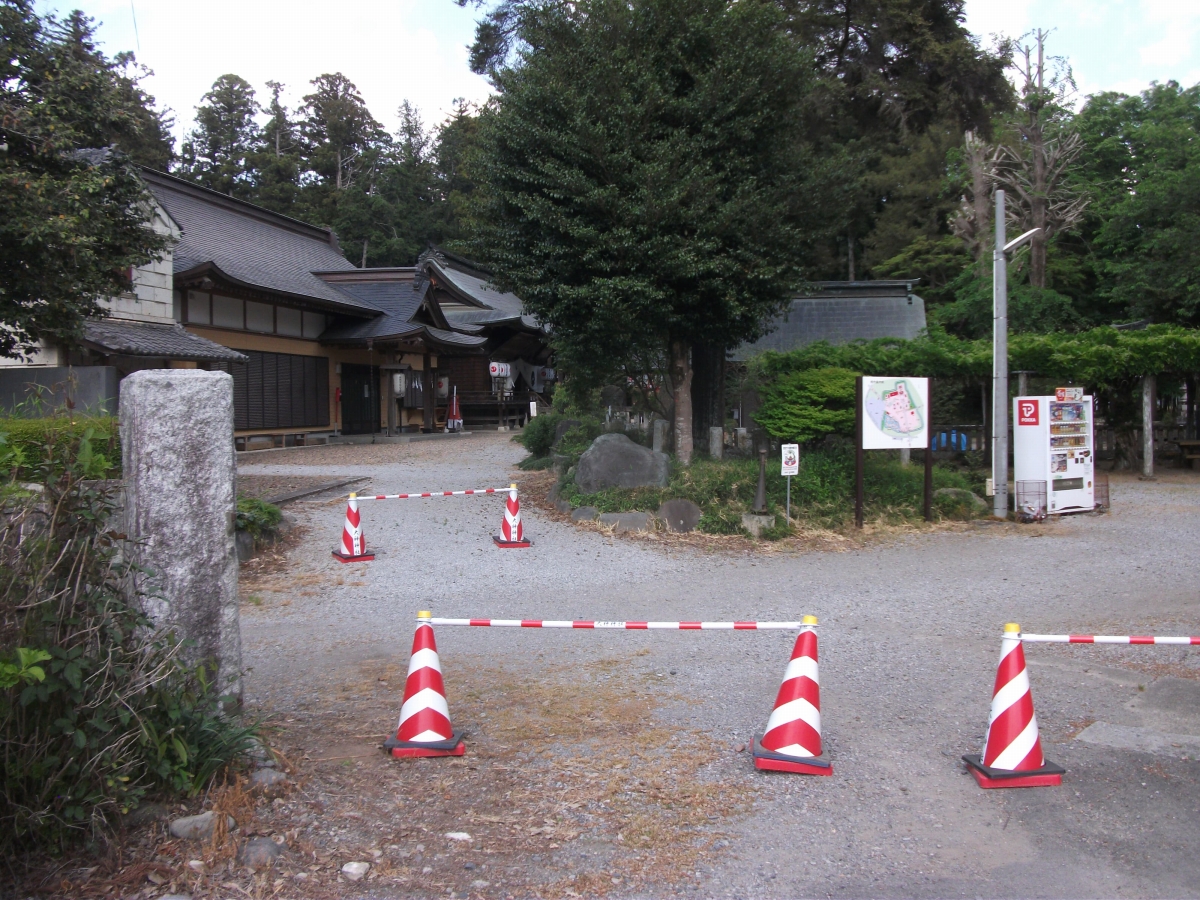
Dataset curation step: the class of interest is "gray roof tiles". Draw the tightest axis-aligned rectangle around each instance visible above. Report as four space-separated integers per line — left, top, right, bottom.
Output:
84 320 247 361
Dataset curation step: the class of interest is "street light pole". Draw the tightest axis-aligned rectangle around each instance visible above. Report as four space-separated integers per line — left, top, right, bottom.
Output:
993 190 1008 519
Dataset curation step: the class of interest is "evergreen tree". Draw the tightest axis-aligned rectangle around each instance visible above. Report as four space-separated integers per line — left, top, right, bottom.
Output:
178 74 261 197
0 1 170 358
250 80 302 214
298 73 385 191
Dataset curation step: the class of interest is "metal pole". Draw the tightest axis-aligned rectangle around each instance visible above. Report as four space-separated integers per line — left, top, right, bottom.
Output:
786 475 791 521
992 190 1009 519
924 381 934 522
855 376 864 529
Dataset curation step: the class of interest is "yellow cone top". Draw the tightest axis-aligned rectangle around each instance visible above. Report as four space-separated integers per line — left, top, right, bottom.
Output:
511 483 517 490
418 611 432 620
802 615 818 626
349 492 357 499
1004 622 1021 633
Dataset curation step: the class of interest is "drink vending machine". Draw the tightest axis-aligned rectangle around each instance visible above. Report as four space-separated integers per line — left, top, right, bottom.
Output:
1013 393 1096 515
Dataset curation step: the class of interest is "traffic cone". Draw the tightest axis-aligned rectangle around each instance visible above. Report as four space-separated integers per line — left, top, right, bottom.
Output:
384 615 465 759
752 616 832 775
963 623 1064 788
493 483 531 548
332 493 375 563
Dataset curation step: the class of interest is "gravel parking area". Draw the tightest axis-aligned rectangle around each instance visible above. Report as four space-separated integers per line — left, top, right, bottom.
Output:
228 435 1200 898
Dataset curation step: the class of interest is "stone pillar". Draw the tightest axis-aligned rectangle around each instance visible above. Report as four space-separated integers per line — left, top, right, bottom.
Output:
652 418 669 454
899 447 911 467
121 370 242 700
709 426 723 460
1143 374 1156 478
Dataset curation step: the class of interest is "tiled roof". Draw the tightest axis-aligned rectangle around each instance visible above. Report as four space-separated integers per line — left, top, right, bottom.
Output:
83 320 248 361
421 248 545 334
317 278 487 348
141 170 375 314
731 282 926 360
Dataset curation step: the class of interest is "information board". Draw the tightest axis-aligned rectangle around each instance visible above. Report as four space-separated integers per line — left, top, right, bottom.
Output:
861 377 930 450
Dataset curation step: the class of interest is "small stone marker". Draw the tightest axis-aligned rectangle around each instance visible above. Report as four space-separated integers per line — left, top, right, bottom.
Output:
652 419 669 453
709 426 724 460
657 499 703 533
120 370 241 700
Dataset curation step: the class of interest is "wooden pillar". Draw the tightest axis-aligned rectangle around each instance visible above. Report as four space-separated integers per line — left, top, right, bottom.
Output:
385 369 395 436
1017 371 1029 396
1142 374 1156 478
423 353 434 432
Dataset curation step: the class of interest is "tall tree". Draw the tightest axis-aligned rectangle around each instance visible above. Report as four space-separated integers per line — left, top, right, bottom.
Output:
249 80 302 214
468 0 830 462
1075 81 1200 325
0 1 170 358
178 74 261 197
991 31 1088 289
298 73 384 191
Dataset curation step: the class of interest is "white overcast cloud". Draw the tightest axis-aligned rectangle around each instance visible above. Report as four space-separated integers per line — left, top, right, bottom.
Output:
35 0 1200 147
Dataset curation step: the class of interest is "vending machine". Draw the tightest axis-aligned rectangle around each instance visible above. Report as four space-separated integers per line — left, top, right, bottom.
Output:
1013 392 1096 515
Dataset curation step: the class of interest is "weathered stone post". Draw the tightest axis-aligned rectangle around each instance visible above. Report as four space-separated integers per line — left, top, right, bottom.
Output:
121 370 242 700
708 426 724 461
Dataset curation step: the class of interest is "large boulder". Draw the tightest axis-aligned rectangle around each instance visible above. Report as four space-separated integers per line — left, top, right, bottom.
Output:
575 434 670 494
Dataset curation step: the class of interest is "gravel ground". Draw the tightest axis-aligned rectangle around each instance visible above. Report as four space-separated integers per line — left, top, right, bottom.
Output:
231 435 1200 899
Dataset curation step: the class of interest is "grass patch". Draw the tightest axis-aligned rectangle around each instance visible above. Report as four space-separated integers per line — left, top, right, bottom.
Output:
559 446 986 534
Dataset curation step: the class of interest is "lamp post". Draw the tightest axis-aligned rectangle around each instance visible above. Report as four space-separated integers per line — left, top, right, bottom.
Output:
991 188 1041 519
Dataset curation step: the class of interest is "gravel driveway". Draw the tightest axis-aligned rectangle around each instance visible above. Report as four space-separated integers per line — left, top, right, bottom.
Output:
236 434 1200 899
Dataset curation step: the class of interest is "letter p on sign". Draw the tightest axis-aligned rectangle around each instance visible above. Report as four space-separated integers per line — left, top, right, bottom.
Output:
1018 400 1039 426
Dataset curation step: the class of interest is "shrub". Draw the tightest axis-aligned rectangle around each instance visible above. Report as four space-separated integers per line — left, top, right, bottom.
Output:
753 367 858 444
235 496 283 539
0 416 255 853
0 415 118 480
516 413 563 458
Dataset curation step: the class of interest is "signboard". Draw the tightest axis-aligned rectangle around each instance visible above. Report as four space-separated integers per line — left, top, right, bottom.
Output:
1056 386 1083 402
488 361 511 378
1017 398 1040 426
861 377 929 450
781 444 799 476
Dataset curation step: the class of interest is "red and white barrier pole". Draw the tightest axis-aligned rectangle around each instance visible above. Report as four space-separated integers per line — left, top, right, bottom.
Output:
356 488 505 500
1019 633 1200 645
420 616 813 630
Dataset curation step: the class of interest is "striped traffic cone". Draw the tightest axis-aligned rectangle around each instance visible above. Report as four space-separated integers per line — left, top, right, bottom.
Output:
493 483 531 548
963 623 1064 788
384 615 465 759
332 493 375 563
752 616 832 775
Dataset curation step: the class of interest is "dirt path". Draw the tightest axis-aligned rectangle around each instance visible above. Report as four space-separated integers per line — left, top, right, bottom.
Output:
43 438 1200 899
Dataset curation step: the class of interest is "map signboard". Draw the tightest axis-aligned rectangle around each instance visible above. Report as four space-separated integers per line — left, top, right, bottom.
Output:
861 377 929 450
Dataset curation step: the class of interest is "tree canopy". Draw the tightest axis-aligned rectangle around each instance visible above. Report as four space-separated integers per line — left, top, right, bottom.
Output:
0 1 171 359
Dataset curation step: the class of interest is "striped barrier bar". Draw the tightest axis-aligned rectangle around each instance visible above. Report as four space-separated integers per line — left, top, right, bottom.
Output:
421 617 810 630
355 488 505 500
1018 633 1200 645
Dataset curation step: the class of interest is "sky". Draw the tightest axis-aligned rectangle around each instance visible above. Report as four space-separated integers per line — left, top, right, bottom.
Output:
33 0 1200 146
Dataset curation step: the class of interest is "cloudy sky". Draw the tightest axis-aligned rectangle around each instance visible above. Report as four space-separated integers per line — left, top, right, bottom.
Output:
34 0 1200 145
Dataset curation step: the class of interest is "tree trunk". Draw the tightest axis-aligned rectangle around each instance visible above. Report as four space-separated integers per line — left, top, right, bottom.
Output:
1029 32 1048 289
671 339 694 465
691 341 725 452
336 149 343 190
847 236 856 282
970 139 990 274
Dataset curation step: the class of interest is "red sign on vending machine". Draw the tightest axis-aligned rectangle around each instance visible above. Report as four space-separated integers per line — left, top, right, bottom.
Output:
1017 399 1039 426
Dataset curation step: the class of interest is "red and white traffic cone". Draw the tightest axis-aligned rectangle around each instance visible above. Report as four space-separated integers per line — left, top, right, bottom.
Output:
384 615 465 759
752 616 832 775
493 483 531 548
963 623 1063 788
332 493 374 563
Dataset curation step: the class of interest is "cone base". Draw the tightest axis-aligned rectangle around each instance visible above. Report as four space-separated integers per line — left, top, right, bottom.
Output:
332 550 375 563
493 536 531 548
385 730 465 759
751 737 832 775
962 754 1063 789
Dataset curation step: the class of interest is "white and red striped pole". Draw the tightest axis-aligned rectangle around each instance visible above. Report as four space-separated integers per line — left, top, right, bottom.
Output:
963 623 1063 788
331 493 375 563
1019 633 1200 645
752 615 831 775
421 616 812 630
493 483 531 548
356 488 504 500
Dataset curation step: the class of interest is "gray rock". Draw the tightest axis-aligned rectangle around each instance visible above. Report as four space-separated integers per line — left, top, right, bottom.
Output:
575 433 669 493
554 498 573 515
547 482 561 503
122 801 169 829
708 426 724 460
652 419 669 453
598 512 655 533
934 488 988 517
249 768 289 789
235 529 255 562
740 513 776 538
552 419 581 447
169 810 236 841
342 861 371 881
657 499 703 533
239 836 284 868
570 506 599 523
159 895 193 900
121 370 242 702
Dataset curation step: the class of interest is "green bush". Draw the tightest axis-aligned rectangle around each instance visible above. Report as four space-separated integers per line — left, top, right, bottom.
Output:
1 424 256 853
0 415 119 480
753 366 858 444
235 496 283 539
516 413 563 458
